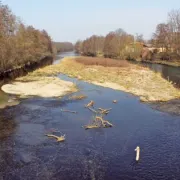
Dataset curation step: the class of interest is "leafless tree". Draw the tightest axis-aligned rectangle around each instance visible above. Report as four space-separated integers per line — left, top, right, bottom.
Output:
0 2 54 72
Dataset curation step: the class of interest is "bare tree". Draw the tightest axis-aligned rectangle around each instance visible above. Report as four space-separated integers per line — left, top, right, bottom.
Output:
135 33 144 43
0 2 53 72
74 40 82 53
168 9 180 54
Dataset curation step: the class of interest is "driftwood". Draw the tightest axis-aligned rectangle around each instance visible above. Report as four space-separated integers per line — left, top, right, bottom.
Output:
87 107 97 113
46 134 65 142
84 116 113 130
85 101 94 108
98 108 112 114
95 116 113 127
84 100 113 130
60 109 77 114
84 125 99 130
135 146 140 161
69 95 87 100
87 107 112 115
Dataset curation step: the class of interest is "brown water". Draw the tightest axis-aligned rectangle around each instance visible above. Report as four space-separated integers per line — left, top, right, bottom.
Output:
0 52 180 180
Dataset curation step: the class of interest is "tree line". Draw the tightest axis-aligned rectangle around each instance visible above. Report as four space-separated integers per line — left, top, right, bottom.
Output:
53 42 74 53
0 2 54 72
149 9 180 61
75 9 180 62
75 29 142 60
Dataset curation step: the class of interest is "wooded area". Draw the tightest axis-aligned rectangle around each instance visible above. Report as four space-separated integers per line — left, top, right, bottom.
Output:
74 29 144 60
53 42 74 53
0 2 54 72
150 9 180 61
75 9 180 62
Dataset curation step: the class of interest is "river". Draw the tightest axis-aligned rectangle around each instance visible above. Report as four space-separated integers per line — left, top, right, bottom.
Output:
0 52 180 180
130 60 180 87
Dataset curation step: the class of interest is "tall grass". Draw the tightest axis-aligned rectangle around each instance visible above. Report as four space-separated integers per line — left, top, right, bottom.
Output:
74 57 130 67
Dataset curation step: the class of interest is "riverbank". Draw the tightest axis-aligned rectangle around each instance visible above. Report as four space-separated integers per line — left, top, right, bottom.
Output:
130 59 180 67
53 56 180 102
2 56 180 102
2 77 77 98
1 65 77 98
0 56 53 86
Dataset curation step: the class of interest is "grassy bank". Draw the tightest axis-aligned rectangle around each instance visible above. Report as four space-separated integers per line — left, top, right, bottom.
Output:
43 56 180 102
144 60 180 67
132 59 180 67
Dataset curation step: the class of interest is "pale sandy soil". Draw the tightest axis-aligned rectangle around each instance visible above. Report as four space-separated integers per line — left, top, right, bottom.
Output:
1 77 77 98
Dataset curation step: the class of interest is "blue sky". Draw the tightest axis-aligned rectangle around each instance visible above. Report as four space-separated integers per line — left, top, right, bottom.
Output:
1 0 180 43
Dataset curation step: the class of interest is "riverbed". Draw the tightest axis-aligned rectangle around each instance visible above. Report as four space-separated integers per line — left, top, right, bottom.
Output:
0 52 180 180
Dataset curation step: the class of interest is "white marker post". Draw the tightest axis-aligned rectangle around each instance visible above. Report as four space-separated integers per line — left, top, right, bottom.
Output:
135 146 140 161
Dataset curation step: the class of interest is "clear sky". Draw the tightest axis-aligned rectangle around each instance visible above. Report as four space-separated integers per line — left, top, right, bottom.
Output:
1 0 180 43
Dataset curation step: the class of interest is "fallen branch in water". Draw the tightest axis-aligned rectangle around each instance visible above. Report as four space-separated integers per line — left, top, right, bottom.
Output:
84 100 113 129
95 116 113 127
98 108 112 114
60 109 77 114
84 116 113 130
46 134 65 142
85 100 94 108
87 107 97 113
84 124 99 130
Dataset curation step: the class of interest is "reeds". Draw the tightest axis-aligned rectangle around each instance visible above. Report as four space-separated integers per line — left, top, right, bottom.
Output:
75 57 130 67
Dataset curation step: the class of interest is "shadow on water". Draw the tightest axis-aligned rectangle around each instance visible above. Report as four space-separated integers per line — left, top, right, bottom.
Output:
0 52 180 180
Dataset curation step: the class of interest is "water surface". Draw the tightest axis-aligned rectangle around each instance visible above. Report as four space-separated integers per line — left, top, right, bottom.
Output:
0 52 180 180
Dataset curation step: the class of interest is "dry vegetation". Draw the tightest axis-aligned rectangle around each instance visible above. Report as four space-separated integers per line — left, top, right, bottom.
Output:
6 56 179 101
75 57 130 67
53 56 180 102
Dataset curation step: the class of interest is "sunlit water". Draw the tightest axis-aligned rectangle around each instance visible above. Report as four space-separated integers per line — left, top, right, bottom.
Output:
0 52 180 180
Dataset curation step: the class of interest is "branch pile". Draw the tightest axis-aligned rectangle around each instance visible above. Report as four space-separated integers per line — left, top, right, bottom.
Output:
84 101 113 129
